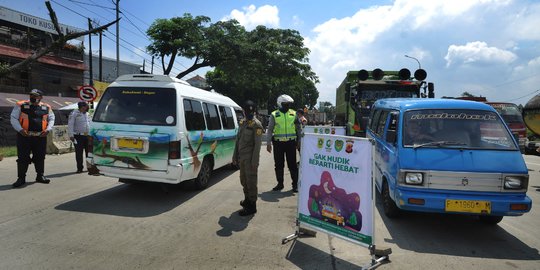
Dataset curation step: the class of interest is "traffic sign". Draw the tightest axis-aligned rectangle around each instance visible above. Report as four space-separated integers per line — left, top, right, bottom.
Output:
78 85 98 102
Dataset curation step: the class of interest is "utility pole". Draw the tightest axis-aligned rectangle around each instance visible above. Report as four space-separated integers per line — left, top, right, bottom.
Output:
88 18 93 86
99 30 103 82
116 0 120 78
151 56 154 74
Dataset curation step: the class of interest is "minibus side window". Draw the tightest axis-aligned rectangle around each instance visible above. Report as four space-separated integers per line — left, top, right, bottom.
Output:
219 106 235 130
369 109 382 132
184 99 206 131
375 111 389 137
386 111 399 144
203 102 222 130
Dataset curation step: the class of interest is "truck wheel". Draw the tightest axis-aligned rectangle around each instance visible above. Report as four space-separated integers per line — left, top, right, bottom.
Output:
382 180 400 218
194 158 212 190
479 215 503 225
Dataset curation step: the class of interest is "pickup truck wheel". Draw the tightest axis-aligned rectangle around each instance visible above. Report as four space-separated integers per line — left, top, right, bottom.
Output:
479 215 503 225
382 180 400 218
194 158 212 190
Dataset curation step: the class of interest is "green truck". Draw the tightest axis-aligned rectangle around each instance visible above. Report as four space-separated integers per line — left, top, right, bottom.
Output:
334 68 434 136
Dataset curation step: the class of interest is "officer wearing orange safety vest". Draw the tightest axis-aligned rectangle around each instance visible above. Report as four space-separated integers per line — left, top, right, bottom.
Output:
10 89 55 188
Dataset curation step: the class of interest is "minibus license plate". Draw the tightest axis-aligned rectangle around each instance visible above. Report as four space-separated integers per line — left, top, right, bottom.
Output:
445 199 491 214
118 138 143 150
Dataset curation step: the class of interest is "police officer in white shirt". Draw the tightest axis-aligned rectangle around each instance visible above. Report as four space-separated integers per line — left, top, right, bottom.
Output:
68 101 90 173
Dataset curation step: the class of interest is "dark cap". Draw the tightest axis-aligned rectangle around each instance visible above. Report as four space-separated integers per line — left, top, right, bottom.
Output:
78 101 88 108
29 89 43 96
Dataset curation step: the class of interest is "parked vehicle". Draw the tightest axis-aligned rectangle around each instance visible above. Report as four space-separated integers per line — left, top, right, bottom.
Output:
486 102 526 152
86 74 241 189
334 68 434 136
367 98 531 224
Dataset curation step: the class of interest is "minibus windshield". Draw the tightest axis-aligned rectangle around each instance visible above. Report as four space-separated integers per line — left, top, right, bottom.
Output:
403 109 517 150
93 87 177 126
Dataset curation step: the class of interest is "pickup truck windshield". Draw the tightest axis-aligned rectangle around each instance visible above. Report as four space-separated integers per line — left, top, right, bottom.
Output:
93 87 176 126
403 109 517 150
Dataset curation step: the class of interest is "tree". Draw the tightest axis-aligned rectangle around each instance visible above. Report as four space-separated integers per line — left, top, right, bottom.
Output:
146 14 211 76
0 1 118 77
318 101 335 120
146 15 319 109
206 25 319 110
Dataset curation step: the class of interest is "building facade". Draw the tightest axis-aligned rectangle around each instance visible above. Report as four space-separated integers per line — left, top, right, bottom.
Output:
0 6 85 97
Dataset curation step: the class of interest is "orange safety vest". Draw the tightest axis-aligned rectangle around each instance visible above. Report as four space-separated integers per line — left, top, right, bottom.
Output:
17 100 50 132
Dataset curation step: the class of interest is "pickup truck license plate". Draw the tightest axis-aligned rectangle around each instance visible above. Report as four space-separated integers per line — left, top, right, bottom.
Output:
117 138 143 150
445 199 491 214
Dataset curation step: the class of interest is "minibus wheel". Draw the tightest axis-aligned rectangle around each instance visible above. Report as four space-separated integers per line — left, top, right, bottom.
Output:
382 180 400 218
194 158 213 190
478 215 503 225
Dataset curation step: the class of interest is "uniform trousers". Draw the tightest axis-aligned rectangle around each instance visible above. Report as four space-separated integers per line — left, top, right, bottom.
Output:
74 134 89 171
272 140 298 188
239 158 258 202
16 133 47 179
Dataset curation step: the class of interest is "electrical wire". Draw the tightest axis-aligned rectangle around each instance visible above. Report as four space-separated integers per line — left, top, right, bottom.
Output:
59 0 204 79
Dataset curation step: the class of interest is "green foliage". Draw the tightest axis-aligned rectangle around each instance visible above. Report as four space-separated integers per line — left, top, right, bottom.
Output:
0 146 17 158
0 62 9 74
319 101 336 120
146 14 319 110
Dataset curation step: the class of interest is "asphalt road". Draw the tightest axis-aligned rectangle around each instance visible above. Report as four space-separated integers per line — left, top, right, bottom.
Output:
0 150 539 270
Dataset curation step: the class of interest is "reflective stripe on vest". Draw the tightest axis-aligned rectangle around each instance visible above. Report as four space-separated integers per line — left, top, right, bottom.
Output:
17 100 49 132
272 109 296 141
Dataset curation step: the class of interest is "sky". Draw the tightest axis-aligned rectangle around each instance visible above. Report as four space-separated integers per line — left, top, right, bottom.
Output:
1 0 540 107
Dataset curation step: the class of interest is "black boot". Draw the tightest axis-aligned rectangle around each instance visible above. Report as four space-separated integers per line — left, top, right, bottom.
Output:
240 195 248 207
239 200 257 216
35 174 50 184
12 178 26 188
272 183 284 191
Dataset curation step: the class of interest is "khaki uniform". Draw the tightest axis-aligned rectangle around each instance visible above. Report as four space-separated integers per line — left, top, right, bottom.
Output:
233 118 263 202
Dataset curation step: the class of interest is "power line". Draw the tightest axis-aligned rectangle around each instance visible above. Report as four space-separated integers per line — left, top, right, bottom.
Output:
507 89 540 102
52 0 204 79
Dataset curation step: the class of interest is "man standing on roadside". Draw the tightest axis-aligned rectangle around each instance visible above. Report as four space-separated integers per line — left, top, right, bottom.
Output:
233 100 263 216
266 94 300 192
10 89 55 188
68 101 90 173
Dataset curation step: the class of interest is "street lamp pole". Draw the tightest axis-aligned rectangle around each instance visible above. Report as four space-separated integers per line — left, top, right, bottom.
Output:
404 55 421 69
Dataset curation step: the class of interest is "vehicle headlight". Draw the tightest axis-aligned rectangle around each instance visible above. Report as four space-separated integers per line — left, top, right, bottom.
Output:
504 176 527 189
405 172 423 185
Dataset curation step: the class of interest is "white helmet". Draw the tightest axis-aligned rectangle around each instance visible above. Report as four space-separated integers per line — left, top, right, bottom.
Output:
276 94 294 108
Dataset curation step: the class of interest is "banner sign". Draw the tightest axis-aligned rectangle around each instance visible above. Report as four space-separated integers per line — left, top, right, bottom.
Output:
298 133 373 247
304 125 346 136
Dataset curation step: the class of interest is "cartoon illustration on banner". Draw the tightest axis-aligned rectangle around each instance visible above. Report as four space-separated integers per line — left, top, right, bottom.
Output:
298 133 373 246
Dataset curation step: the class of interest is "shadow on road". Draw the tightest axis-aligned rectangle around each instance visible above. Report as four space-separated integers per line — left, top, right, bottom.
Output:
286 239 363 269
55 167 235 217
375 193 540 260
216 211 254 237
259 189 295 203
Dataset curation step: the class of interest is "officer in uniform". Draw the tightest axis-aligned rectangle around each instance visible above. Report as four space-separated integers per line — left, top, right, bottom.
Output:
10 89 55 188
68 101 90 173
232 100 263 216
266 94 300 192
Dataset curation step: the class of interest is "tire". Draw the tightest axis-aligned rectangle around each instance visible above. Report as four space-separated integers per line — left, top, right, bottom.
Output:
194 158 212 190
382 180 400 218
479 215 503 225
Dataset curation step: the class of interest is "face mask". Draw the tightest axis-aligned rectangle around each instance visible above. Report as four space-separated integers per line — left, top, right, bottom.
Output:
246 113 254 120
280 103 290 112
30 97 38 103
